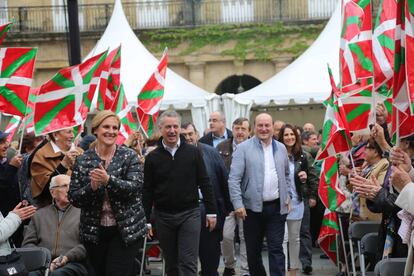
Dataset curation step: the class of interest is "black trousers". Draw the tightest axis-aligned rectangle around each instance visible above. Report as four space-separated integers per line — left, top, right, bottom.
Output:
244 199 287 276
154 207 201 276
199 203 221 276
299 200 313 268
84 226 141 276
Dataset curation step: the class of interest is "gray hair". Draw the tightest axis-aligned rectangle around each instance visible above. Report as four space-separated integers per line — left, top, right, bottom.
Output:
50 174 70 190
158 110 182 128
210 111 226 122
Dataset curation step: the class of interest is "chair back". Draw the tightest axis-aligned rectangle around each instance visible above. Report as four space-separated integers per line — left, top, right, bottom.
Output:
16 247 51 272
360 232 378 256
348 221 380 241
374 258 406 276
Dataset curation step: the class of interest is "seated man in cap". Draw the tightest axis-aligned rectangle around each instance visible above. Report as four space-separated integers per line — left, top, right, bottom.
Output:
22 174 88 276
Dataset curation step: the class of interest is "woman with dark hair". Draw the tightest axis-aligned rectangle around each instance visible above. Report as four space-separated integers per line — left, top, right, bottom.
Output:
69 110 146 276
278 124 311 276
30 128 82 207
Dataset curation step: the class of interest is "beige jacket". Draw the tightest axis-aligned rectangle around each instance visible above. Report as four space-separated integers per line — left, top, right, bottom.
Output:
359 158 389 221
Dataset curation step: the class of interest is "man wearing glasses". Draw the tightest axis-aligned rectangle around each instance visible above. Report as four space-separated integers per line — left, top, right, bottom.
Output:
22 174 88 276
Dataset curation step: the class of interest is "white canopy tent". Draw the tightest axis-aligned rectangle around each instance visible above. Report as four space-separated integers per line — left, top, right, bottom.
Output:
86 0 219 133
222 1 341 128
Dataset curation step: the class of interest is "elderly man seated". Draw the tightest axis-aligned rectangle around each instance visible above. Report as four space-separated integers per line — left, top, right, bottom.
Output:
22 174 88 276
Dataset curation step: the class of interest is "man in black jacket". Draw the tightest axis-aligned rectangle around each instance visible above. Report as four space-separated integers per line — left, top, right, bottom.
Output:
143 111 217 276
182 122 231 276
199 111 233 148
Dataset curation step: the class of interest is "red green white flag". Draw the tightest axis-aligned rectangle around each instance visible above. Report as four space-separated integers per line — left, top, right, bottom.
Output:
0 22 12 45
0 47 37 117
340 81 373 132
33 50 108 136
340 0 373 87
318 156 346 211
97 46 121 111
111 83 137 145
390 0 414 141
404 0 414 115
318 209 340 264
22 87 37 134
5 115 21 142
137 49 168 137
317 68 353 160
373 0 397 89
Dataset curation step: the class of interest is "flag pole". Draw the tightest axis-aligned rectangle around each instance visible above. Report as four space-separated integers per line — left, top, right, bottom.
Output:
138 122 149 140
395 110 400 147
337 213 350 275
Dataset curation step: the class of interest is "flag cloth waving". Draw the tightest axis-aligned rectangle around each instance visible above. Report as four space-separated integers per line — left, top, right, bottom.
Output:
97 46 121 111
33 51 107 136
373 0 397 89
111 83 137 144
318 156 346 211
318 209 340 264
340 81 373 133
137 49 168 137
340 0 373 87
0 22 12 45
404 0 414 115
0 47 37 117
317 68 352 160
5 115 21 142
391 0 414 140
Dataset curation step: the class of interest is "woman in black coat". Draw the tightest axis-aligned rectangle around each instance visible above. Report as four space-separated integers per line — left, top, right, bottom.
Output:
69 110 146 276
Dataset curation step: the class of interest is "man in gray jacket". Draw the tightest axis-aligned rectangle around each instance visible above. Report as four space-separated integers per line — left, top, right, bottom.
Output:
22 174 87 276
229 113 291 276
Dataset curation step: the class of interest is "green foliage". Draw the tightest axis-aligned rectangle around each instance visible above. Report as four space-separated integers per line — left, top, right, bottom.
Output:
138 22 324 61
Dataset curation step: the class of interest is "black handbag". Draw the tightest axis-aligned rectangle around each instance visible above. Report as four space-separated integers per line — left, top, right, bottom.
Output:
0 250 28 276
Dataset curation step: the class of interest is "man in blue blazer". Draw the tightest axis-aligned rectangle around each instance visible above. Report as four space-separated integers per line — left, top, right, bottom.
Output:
229 113 292 276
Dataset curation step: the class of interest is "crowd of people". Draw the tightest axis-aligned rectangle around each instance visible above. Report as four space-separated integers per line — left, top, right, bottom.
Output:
0 105 414 276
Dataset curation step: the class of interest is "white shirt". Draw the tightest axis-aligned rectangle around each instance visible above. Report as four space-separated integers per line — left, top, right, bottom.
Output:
162 138 180 157
50 141 76 153
262 142 279 201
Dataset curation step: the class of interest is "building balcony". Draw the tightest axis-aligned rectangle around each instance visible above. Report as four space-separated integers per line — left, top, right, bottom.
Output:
1 0 337 34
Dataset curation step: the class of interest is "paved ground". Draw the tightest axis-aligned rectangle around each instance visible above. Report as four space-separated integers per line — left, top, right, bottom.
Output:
144 247 338 275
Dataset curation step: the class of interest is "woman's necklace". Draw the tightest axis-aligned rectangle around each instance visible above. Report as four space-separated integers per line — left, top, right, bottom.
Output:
95 144 116 169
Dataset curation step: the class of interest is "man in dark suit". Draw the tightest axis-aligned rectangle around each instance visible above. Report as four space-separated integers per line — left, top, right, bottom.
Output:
144 111 217 276
182 122 231 276
199 111 233 148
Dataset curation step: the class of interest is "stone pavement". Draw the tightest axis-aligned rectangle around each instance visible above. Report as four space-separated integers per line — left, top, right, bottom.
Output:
145 247 338 275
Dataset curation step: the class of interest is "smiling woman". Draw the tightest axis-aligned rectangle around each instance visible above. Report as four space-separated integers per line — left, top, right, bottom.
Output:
69 110 147 276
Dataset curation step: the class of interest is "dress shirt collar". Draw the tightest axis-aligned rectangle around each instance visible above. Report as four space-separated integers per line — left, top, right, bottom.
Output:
162 138 181 155
51 141 75 153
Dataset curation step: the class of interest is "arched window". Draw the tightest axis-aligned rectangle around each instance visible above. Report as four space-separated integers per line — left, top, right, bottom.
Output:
215 74 261 95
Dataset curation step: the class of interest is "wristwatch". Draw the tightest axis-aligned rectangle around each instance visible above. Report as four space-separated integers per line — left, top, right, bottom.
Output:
382 150 390 159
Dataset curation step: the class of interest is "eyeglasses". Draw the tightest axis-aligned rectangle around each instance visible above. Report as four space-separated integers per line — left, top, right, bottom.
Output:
51 184 69 189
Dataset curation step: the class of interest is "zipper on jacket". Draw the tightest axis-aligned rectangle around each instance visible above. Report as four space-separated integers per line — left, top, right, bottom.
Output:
53 206 69 257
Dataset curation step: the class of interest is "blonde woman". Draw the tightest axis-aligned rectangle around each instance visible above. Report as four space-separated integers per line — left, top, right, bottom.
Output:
69 110 146 276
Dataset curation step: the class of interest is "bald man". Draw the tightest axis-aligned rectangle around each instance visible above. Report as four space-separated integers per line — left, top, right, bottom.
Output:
273 120 285 140
303 123 316 133
229 113 292 276
199 111 233 148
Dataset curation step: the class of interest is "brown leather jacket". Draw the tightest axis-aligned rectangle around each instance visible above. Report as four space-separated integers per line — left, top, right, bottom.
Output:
30 142 82 207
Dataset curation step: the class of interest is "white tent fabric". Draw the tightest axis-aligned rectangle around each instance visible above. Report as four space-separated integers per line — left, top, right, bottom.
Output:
222 1 341 128
85 0 219 133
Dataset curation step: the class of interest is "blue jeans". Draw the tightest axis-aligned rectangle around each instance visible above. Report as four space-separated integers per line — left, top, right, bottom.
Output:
244 199 287 276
